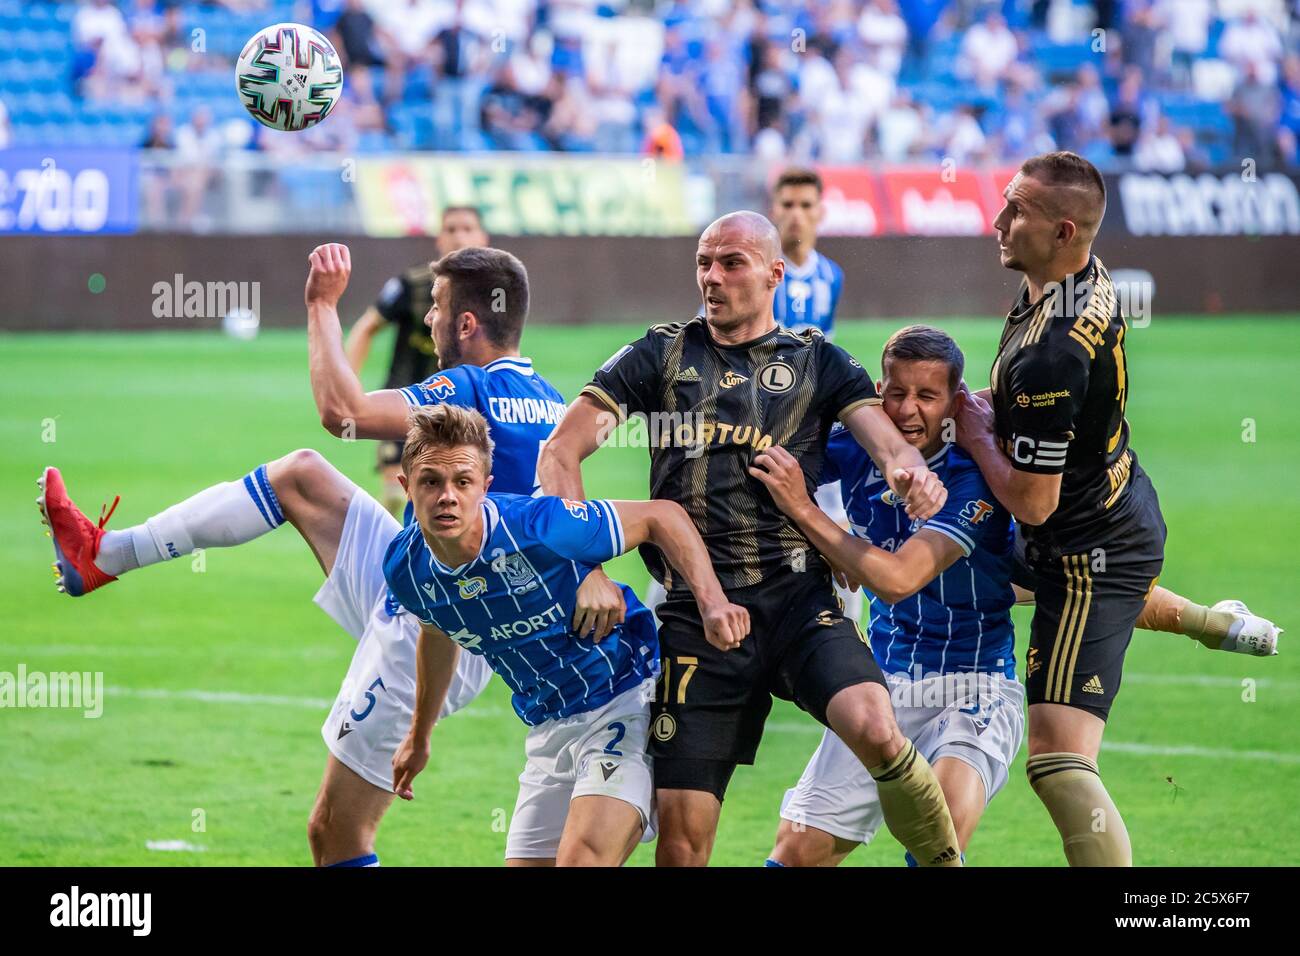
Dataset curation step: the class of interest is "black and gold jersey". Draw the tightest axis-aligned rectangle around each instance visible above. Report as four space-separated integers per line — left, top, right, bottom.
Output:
581 316 880 591
374 263 439 389
990 255 1147 548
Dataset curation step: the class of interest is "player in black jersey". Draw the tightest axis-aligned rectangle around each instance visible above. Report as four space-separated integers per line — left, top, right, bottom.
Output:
955 151 1162 866
540 211 963 867
345 206 489 514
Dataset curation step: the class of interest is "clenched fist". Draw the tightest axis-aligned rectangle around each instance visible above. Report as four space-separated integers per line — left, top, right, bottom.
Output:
305 242 352 308
890 464 947 521
701 599 751 653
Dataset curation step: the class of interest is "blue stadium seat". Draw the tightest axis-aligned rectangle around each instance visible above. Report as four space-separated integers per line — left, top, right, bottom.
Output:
1205 19 1226 58
356 130 389 153
1036 42 1099 79
404 69 433 104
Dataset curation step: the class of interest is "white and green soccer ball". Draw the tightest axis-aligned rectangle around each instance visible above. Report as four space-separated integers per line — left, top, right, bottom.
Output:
235 23 343 132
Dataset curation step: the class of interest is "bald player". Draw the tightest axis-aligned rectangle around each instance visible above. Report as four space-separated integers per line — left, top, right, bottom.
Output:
540 211 964 867
954 151 1164 866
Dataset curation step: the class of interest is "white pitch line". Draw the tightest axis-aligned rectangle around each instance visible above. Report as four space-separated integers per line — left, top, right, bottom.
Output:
763 720 1300 764
1098 741 1300 765
1123 672 1295 691
103 685 505 718
107 686 333 709
146 840 207 853
0 643 345 661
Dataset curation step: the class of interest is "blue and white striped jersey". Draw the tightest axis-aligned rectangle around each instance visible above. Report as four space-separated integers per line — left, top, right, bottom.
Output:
821 427 1017 678
382 493 659 726
399 357 567 498
775 250 844 338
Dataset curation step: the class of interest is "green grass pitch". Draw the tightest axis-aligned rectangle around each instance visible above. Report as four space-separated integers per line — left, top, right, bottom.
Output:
2 316 1297 866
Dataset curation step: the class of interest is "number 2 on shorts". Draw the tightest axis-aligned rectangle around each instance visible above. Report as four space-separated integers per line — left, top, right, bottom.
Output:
604 721 626 756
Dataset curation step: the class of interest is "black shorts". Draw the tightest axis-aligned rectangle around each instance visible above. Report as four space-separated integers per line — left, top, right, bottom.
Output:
1013 468 1166 721
650 567 885 800
376 440 404 470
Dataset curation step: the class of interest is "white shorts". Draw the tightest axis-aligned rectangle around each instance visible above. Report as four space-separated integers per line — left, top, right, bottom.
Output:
780 671 1025 845
506 678 656 861
315 489 495 792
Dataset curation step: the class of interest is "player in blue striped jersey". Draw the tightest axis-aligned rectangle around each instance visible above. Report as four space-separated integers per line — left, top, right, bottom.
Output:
383 404 748 865
770 167 845 339
41 244 595 869
751 326 1280 866
308 244 566 501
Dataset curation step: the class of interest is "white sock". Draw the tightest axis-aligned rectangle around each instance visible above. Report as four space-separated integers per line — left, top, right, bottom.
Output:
94 464 286 576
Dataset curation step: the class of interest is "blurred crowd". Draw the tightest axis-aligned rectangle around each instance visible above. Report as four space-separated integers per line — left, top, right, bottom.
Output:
9 0 1300 170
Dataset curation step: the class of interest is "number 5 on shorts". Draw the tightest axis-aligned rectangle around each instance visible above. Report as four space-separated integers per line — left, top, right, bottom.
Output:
349 676 386 722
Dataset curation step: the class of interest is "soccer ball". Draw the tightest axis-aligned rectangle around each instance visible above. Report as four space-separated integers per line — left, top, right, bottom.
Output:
235 23 343 132
222 307 260 341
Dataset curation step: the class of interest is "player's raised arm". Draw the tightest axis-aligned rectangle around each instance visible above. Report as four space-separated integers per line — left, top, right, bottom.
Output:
840 402 947 521
305 242 411 439
392 621 461 801
952 383 1061 526
609 500 751 652
750 445 963 605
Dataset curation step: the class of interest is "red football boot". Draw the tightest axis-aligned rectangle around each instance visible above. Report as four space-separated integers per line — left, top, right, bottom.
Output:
37 466 121 597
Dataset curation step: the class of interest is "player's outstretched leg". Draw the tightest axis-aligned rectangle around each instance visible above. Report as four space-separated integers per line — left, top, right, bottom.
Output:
40 452 416 867
1136 587 1282 656
824 683 961 867
38 450 355 595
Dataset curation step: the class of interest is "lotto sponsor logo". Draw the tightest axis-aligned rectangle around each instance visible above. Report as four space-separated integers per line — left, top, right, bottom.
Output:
457 576 488 599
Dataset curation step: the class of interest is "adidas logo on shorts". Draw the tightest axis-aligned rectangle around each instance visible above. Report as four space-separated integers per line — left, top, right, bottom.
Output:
1081 675 1105 694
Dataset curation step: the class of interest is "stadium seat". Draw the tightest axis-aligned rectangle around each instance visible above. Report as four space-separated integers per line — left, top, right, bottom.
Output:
1036 42 1099 81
